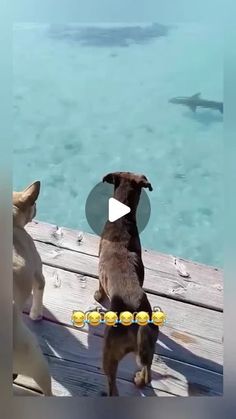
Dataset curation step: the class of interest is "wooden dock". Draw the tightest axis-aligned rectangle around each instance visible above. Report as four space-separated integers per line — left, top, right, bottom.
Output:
13 220 223 397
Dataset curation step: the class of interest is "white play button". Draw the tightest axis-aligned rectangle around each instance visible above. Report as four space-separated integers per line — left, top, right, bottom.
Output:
85 181 151 236
108 198 131 222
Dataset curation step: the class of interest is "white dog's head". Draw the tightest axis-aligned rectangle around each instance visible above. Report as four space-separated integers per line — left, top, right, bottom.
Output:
13 181 41 227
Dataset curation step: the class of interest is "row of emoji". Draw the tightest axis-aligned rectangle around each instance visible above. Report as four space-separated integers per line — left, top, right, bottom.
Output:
71 307 167 327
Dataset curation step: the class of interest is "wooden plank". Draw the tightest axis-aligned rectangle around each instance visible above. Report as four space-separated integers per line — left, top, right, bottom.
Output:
25 266 223 343
14 357 175 397
15 220 224 397
24 264 223 373
27 220 100 256
30 233 223 311
27 220 223 285
22 316 223 396
37 264 222 342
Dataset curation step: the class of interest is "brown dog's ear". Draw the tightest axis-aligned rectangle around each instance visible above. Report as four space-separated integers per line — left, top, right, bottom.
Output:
21 181 41 206
139 178 153 191
103 173 115 185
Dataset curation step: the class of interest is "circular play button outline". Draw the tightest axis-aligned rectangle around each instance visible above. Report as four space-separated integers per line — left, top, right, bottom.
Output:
85 181 151 237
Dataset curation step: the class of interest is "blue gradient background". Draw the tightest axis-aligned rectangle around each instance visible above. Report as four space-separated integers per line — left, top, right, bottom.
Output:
0 0 235 418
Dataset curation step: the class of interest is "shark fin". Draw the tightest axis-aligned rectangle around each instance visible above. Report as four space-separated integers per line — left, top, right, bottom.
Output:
189 104 197 112
191 92 201 99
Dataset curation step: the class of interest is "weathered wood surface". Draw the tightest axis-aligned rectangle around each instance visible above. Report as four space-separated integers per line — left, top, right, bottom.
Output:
14 357 175 397
15 322 222 397
16 315 222 397
24 264 223 373
26 220 223 311
14 220 223 397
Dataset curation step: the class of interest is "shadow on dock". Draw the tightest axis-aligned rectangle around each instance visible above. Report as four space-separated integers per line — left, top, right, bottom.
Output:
25 304 222 396
157 331 223 396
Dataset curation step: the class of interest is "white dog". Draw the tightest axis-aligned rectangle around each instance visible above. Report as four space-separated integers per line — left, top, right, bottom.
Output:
13 181 52 396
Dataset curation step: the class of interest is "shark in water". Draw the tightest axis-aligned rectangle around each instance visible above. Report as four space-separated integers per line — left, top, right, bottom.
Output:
169 93 223 114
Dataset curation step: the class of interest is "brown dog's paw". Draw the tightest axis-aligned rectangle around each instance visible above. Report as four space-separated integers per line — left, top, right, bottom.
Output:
134 371 146 388
100 391 107 396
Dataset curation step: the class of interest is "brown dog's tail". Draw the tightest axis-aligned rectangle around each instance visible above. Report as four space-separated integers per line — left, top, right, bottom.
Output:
136 292 159 367
136 323 159 368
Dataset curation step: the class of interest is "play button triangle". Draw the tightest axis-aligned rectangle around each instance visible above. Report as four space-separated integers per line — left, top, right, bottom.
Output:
108 198 131 222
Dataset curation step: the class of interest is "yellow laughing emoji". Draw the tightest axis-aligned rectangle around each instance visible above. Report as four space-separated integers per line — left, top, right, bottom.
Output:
71 311 86 328
119 311 134 326
104 311 118 326
152 310 166 327
87 311 102 326
135 311 150 326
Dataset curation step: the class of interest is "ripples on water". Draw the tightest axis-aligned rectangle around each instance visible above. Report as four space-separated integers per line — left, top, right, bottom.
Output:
13 23 223 267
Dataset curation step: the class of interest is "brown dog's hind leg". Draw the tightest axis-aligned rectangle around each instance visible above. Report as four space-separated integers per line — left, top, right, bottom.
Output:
103 331 119 396
134 366 151 388
103 327 132 396
94 281 106 303
134 325 158 388
103 355 119 397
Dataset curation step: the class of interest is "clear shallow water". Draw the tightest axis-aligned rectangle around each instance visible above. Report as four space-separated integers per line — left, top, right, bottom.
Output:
13 23 223 267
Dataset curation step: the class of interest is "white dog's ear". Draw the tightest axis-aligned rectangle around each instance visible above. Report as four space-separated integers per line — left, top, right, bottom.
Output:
21 181 41 206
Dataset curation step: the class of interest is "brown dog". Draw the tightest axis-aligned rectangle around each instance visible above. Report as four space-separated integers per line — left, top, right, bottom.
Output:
94 172 159 396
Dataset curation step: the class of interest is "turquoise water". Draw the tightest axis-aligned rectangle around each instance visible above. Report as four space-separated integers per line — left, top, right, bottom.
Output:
13 23 223 267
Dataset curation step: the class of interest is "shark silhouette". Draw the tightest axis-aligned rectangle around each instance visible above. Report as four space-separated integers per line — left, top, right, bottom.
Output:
169 93 223 114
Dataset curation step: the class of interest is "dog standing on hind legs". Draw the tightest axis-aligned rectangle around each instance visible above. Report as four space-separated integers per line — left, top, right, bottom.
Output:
94 172 159 396
13 181 52 396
